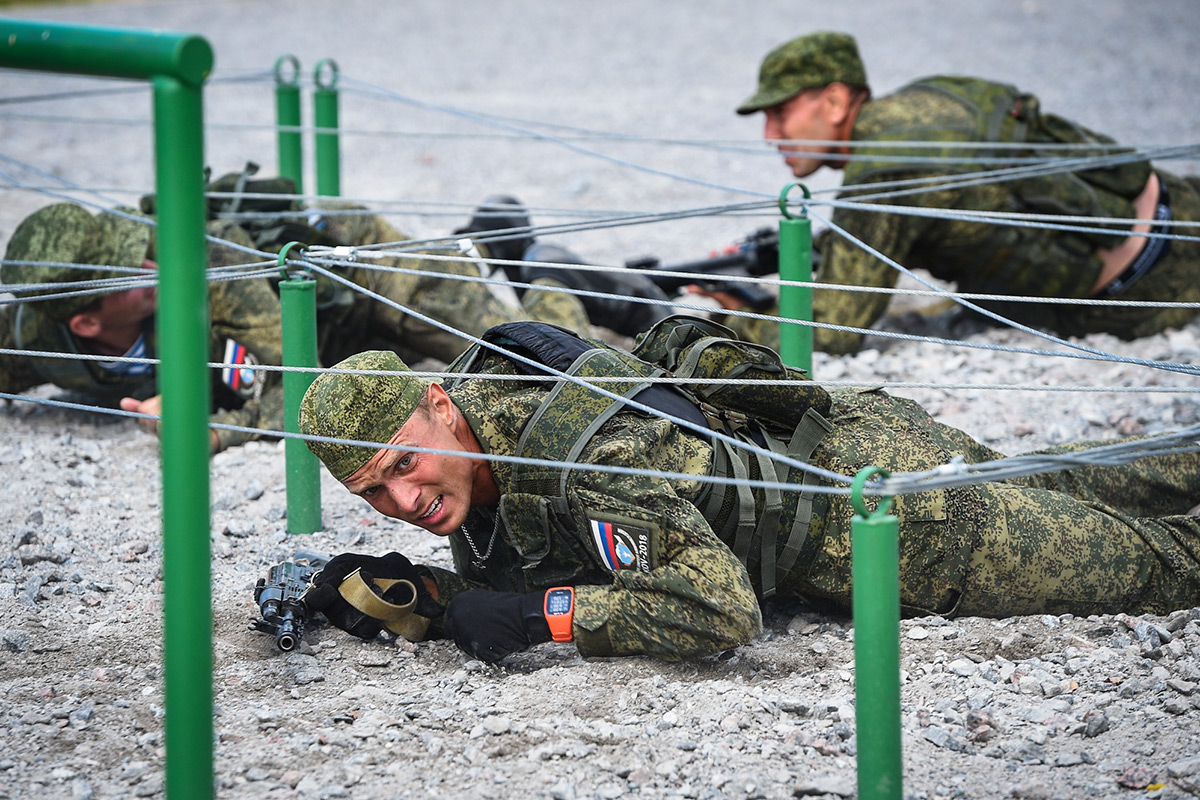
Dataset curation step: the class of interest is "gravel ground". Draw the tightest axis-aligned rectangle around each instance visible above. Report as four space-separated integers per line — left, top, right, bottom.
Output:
2 2 1200 799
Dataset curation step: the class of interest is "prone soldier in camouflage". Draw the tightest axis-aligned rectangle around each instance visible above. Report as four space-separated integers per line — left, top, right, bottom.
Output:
0 182 601 453
296 318 1200 662
732 32 1200 354
269 199 592 366
0 203 285 454
196 165 666 365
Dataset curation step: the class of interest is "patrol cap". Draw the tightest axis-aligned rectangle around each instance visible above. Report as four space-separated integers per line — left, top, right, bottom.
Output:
299 350 432 482
1 202 152 322
736 31 867 115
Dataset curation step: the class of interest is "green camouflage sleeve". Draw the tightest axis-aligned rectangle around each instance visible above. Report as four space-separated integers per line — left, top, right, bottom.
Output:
205 224 286 453
315 208 588 364
0 305 43 394
566 414 763 661
813 201 920 355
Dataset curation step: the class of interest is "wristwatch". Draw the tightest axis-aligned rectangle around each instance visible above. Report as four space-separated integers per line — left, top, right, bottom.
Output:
543 586 575 643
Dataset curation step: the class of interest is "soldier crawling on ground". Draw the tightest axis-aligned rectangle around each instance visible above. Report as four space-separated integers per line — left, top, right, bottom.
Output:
713 32 1200 352
0 173 670 452
293 316 1200 663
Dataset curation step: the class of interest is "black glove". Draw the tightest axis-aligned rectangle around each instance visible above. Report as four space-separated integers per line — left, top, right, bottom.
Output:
303 552 441 640
521 242 671 337
443 589 552 662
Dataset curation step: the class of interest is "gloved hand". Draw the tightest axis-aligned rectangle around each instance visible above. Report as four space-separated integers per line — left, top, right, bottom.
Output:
443 590 552 662
520 242 671 337
303 552 441 640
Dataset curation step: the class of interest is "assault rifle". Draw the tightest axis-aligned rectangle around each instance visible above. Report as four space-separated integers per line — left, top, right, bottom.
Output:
625 227 782 311
250 550 329 652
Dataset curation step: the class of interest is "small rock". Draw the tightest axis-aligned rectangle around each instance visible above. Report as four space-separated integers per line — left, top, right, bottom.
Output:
483 716 510 735
2 630 31 653
1168 756 1200 795
792 774 855 797
1117 766 1158 790
1083 711 1109 738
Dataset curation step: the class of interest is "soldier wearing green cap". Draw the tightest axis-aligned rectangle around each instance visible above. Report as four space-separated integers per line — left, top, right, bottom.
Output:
184 165 667 361
295 318 1200 663
0 202 286 453
0 187 659 454
727 31 1200 354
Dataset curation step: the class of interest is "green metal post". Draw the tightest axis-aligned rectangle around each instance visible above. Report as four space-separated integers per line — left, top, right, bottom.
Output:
274 55 303 194
851 467 904 800
154 71 214 800
278 252 322 533
313 58 341 197
777 183 814 374
0 20 216 800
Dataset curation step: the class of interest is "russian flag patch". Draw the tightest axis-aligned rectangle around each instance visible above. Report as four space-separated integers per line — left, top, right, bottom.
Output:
222 339 258 395
589 515 655 574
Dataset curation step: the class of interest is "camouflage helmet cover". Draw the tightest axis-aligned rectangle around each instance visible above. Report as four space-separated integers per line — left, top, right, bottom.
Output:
299 350 433 482
1 202 152 322
736 31 868 115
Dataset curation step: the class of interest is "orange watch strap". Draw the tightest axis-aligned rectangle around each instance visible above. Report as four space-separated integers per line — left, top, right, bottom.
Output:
543 587 574 643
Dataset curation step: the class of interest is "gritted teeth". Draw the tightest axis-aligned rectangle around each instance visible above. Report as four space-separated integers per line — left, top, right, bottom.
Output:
419 496 442 520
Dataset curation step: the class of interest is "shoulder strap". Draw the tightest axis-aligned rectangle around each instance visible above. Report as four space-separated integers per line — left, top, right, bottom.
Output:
512 346 662 499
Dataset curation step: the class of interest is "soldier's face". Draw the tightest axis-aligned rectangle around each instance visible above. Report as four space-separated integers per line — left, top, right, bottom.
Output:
92 260 158 327
762 89 838 178
343 386 483 536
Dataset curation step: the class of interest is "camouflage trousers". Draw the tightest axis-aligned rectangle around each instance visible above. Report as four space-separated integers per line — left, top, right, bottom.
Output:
786 388 1200 618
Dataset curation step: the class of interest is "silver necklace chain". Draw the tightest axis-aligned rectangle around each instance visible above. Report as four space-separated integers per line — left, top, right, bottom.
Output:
460 510 501 570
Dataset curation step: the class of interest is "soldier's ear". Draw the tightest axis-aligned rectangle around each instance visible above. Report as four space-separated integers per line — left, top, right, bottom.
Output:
426 383 457 428
68 311 103 340
820 82 856 124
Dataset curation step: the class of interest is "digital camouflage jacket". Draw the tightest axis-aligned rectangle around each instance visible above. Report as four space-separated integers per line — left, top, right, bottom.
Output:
0 223 284 453
419 320 1200 660
813 75 1199 354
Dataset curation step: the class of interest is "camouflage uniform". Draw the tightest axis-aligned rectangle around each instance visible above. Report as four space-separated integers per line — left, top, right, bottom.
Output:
811 85 1200 355
299 324 1200 661
1 204 284 453
261 202 590 366
736 34 1200 355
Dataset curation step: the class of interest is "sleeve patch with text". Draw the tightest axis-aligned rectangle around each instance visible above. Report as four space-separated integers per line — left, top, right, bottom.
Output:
589 516 655 574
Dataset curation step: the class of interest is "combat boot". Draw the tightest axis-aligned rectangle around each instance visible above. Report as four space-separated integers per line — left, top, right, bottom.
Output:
455 194 536 272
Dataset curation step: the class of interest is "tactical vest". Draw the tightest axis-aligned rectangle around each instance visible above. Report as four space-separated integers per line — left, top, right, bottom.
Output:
444 316 834 597
843 76 1151 300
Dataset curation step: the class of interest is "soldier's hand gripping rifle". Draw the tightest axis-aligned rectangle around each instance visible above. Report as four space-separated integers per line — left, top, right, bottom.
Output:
250 550 328 652
252 550 439 652
625 227 784 311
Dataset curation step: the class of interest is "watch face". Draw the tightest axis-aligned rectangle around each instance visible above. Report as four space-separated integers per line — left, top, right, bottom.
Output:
545 588 573 616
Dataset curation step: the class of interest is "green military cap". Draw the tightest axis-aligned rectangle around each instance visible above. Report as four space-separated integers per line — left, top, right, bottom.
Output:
299 350 433 482
1 202 152 322
736 31 868 115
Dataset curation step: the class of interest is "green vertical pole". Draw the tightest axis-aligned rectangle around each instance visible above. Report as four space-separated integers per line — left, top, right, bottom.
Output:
313 58 340 197
850 467 903 800
154 70 214 800
278 254 323 533
274 55 303 194
777 183 814 374
0 20 216 800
